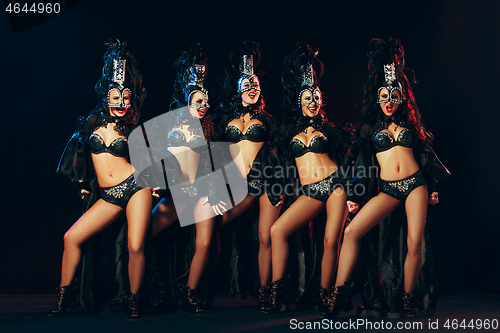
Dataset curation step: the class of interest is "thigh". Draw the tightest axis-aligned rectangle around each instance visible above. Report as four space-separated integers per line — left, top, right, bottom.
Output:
153 198 179 225
272 195 325 239
221 194 258 226
193 196 217 224
325 187 347 241
258 193 282 236
194 215 216 244
405 185 428 243
126 188 153 247
66 199 123 245
346 193 401 240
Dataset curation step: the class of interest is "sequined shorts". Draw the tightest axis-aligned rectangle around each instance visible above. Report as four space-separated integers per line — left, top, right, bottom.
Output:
379 169 427 202
175 181 207 203
247 177 265 196
100 174 144 208
299 170 343 203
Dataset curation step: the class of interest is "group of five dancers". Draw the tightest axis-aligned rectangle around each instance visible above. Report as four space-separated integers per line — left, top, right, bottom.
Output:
51 38 449 319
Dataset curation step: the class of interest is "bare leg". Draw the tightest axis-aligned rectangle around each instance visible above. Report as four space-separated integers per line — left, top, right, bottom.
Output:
151 198 180 238
221 194 258 226
61 200 123 286
271 196 325 281
126 188 152 294
187 197 216 290
335 193 401 286
404 185 428 293
321 188 347 289
258 194 282 285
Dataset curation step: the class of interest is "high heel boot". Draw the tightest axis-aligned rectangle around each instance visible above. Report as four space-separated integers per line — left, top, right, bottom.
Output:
127 292 141 319
258 283 270 312
182 286 203 313
402 292 416 317
265 279 287 314
318 287 332 318
328 281 354 318
48 285 78 317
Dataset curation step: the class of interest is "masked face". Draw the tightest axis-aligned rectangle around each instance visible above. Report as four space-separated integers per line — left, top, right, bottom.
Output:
108 81 132 108
108 89 131 117
300 87 322 117
188 91 209 118
238 75 261 106
378 87 401 116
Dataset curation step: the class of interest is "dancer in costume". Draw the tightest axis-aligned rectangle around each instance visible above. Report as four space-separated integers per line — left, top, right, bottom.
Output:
150 44 225 313
266 42 350 316
331 37 450 318
52 40 149 318
213 42 283 312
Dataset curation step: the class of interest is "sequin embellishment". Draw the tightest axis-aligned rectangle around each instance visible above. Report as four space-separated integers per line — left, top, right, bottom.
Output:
180 184 198 198
104 180 130 198
378 169 427 202
386 177 417 193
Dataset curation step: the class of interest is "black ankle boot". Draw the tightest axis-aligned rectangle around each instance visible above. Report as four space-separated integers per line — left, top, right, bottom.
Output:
127 292 141 319
48 285 78 317
318 287 332 318
182 287 203 313
402 292 416 317
258 283 270 312
328 281 354 318
265 279 287 314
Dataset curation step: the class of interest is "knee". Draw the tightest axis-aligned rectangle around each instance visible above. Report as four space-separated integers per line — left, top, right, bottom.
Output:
323 236 339 252
63 231 79 248
195 237 211 254
343 225 360 243
259 230 271 248
270 224 284 243
406 236 423 256
128 240 145 257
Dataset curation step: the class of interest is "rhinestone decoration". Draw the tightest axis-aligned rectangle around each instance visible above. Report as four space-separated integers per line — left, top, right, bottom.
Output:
298 87 323 108
387 177 417 193
187 64 206 87
108 87 132 108
301 64 314 88
249 179 263 189
103 181 129 198
377 86 403 104
308 177 331 196
113 59 126 85
238 55 261 94
180 185 198 198
383 63 396 85
187 87 209 109
241 55 254 76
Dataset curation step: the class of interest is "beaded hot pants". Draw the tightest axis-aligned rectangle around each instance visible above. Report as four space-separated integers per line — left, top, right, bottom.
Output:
299 170 343 203
175 180 208 204
100 174 144 208
378 169 427 202
246 168 282 206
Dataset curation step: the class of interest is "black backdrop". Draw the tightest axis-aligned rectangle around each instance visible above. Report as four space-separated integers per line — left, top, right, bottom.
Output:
1 0 498 294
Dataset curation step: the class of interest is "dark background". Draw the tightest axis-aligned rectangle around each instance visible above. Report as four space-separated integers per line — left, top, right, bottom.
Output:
1 0 498 294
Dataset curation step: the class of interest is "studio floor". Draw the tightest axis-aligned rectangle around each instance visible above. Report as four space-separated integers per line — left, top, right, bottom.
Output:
1 293 499 333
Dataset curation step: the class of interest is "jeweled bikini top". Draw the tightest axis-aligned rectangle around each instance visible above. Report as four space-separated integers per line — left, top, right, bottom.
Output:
89 133 128 157
373 129 413 153
290 134 328 158
225 123 267 143
168 129 206 154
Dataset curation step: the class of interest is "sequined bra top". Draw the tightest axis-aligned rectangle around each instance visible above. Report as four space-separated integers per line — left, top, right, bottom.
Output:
225 123 267 143
89 133 128 157
290 134 329 158
168 129 206 154
373 129 413 153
